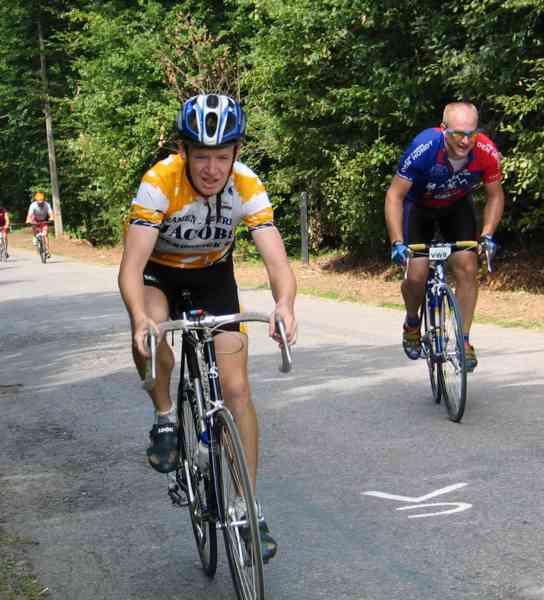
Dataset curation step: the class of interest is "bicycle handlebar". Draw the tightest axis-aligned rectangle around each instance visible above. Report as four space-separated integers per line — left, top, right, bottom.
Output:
407 240 478 252
407 240 493 273
142 312 293 391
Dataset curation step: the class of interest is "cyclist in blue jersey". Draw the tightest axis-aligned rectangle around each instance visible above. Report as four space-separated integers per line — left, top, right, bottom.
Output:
385 102 504 372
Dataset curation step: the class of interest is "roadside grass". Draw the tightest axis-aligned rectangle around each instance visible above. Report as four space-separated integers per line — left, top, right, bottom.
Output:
0 530 49 599
269 291 544 331
7 230 544 331
379 301 544 330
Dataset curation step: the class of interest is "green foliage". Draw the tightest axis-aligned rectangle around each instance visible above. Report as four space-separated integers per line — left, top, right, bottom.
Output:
320 139 400 254
0 1 50 216
0 0 543 250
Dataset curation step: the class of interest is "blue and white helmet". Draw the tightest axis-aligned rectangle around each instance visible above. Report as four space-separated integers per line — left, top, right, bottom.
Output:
176 94 246 147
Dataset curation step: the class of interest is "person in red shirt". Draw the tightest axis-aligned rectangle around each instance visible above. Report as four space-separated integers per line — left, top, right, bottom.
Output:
0 206 10 258
385 102 505 371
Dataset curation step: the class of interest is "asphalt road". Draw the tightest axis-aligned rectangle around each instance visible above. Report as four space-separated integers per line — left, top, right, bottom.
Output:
2 249 544 600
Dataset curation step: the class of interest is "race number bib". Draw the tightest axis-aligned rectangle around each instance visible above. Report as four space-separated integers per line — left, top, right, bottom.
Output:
429 245 451 261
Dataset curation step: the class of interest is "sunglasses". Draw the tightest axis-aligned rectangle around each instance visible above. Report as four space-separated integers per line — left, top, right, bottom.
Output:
444 128 479 141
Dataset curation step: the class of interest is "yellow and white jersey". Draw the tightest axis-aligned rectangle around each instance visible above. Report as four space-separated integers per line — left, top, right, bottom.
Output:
128 153 274 269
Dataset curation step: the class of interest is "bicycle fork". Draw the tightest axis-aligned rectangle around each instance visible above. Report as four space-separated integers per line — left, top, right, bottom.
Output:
423 273 446 361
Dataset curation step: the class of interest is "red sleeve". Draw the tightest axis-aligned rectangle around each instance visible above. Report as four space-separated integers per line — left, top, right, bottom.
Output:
475 133 502 184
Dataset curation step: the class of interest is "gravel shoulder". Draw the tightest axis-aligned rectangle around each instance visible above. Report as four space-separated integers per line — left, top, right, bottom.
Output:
8 230 544 331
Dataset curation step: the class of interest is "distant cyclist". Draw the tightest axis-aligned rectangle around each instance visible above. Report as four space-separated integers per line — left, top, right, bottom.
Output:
118 93 297 563
26 192 54 258
385 101 504 372
0 205 10 258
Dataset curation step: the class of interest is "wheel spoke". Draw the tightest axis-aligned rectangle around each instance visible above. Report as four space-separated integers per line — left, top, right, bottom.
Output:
422 305 441 404
216 409 264 600
438 288 467 422
178 381 217 577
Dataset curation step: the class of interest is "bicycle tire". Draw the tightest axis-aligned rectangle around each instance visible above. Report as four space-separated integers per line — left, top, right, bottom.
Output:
0 238 6 262
214 408 264 600
37 236 47 263
437 286 467 422
178 380 218 577
420 300 441 404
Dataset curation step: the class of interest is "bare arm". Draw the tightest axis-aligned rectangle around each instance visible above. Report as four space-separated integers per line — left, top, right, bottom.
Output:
118 224 159 355
384 175 412 243
251 226 297 344
4 212 10 227
481 180 504 237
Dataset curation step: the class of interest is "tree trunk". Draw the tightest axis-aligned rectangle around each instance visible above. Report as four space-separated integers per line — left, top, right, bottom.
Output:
37 16 63 236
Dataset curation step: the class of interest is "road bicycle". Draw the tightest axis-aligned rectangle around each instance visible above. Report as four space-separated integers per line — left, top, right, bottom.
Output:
407 240 492 422
29 221 52 263
144 300 292 600
0 232 7 262
36 229 48 263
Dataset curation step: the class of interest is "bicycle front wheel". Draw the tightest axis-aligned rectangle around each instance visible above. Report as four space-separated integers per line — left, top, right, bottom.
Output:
214 408 264 600
38 236 47 263
178 382 218 577
421 301 441 404
437 287 467 422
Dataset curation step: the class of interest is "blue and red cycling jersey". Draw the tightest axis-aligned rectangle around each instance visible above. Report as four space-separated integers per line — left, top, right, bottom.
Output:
397 127 502 208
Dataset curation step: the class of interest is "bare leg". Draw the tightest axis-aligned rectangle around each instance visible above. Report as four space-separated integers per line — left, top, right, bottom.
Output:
215 332 258 491
131 286 174 413
449 251 478 335
401 257 429 320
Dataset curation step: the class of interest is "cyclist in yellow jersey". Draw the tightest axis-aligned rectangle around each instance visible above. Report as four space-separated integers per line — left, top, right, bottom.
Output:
118 94 297 562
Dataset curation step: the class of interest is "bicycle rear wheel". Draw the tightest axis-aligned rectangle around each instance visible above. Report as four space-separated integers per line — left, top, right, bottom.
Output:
214 408 264 600
437 286 467 422
178 381 218 577
421 301 441 404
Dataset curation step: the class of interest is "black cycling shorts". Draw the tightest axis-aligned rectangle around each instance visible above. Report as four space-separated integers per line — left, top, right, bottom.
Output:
143 254 240 331
403 195 477 245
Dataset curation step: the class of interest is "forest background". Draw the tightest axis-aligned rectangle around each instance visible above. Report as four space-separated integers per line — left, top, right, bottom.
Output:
1 0 543 259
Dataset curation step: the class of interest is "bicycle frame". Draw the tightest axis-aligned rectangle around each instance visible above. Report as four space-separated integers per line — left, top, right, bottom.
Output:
174 324 224 513
422 261 448 360
151 311 291 511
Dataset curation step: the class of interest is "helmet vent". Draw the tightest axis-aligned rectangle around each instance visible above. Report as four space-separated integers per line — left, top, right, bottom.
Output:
224 112 236 134
205 113 218 137
206 94 219 108
188 110 198 133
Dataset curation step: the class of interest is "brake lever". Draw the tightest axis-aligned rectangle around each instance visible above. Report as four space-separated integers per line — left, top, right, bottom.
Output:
486 247 493 273
142 331 157 391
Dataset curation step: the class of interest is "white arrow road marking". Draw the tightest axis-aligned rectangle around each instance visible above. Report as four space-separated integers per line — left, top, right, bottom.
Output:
362 482 468 503
397 502 472 518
